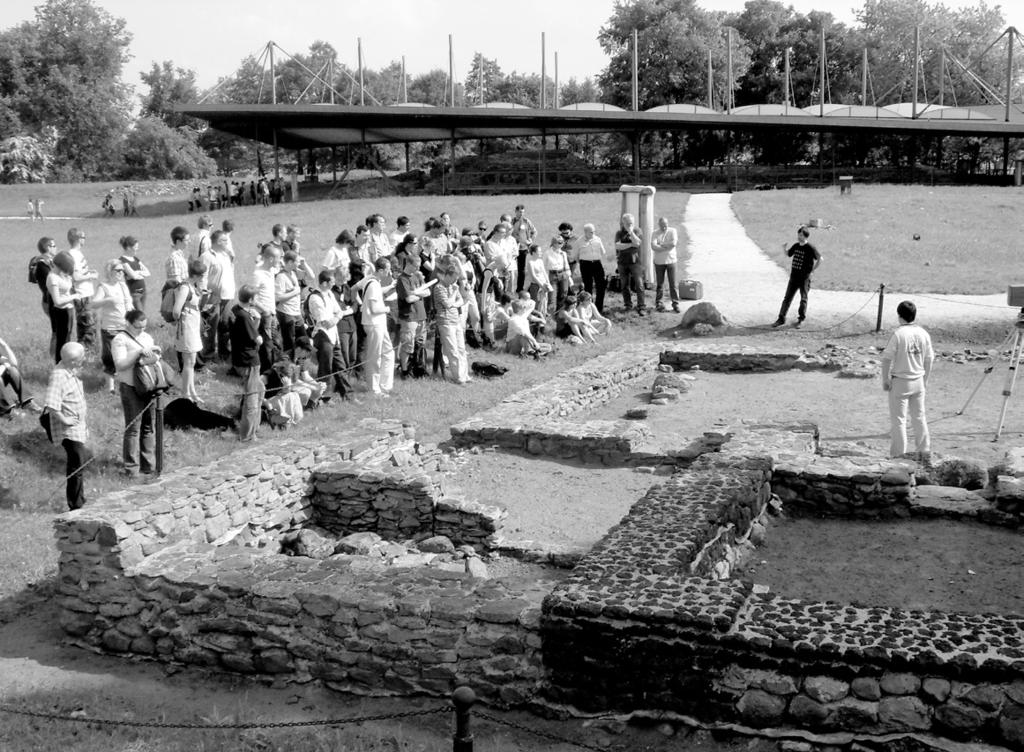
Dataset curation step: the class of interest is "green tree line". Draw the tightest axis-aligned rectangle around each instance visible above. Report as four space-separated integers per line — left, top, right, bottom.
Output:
0 0 1018 183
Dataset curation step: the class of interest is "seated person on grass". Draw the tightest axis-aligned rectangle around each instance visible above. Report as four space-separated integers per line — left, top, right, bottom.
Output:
290 336 327 408
575 291 612 336
0 335 36 416
505 299 551 357
555 295 598 345
515 290 547 337
264 361 305 428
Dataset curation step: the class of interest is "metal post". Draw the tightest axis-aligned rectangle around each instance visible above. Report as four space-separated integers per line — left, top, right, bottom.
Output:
875 283 885 333
358 38 365 106
401 56 408 103
727 27 734 114
329 57 335 104
784 47 791 113
331 145 337 183
1006 27 1015 123
818 26 825 116
153 399 164 476
912 26 920 118
478 53 483 104
938 48 945 106
270 42 277 105
449 34 455 106
861 48 868 105
707 49 713 109
452 686 476 752
554 51 559 108
632 29 639 111
540 33 547 108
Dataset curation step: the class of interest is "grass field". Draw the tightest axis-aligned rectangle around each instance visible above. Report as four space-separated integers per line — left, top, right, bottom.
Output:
731 184 1024 295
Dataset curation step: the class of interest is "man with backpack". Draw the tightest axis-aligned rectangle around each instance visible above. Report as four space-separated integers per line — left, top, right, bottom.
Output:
396 252 432 378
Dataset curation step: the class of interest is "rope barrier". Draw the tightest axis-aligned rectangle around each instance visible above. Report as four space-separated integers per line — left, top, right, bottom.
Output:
475 709 611 752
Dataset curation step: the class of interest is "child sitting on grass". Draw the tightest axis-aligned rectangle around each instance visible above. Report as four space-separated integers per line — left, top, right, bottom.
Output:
505 299 551 357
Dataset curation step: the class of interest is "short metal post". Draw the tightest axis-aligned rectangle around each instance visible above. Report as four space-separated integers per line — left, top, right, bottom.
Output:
875 283 885 333
452 685 476 752
154 398 164 476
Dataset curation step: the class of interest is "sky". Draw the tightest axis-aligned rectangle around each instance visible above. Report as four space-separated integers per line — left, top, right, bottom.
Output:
2 0 1022 97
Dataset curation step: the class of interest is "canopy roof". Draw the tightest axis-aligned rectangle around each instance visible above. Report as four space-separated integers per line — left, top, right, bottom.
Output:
176 102 1024 150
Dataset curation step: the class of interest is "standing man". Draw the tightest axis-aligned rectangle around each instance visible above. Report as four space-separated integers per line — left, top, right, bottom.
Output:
67 228 99 347
229 285 265 442
251 243 283 372
510 204 536 293
367 214 393 263
358 261 395 397
881 300 934 460
283 224 302 254
614 213 647 316
307 270 355 401
196 215 214 257
772 226 822 329
390 216 411 248
275 250 313 358
199 229 236 363
576 223 610 313
44 342 91 510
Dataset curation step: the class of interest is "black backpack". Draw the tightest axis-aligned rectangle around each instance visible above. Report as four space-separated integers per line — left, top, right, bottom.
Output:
28 255 46 284
301 289 324 336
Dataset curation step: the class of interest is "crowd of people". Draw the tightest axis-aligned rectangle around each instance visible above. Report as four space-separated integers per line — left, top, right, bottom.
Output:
187 176 286 212
11 203 696 510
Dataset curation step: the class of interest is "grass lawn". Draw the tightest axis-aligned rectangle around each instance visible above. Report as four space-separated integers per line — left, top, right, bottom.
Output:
730 184 1024 295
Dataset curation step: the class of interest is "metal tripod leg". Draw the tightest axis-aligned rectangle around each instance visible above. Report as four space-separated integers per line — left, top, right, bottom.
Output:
956 328 1016 416
995 328 1024 441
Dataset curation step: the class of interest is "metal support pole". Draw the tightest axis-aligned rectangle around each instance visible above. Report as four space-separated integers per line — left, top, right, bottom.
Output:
401 56 408 103
912 26 920 119
995 325 1024 440
707 49 713 109
452 686 476 752
727 27 734 114
818 26 825 116
270 42 277 105
875 283 885 333
541 32 547 109
358 38 365 106
861 48 868 105
449 34 455 106
632 29 639 111
1006 27 1015 123
784 47 791 113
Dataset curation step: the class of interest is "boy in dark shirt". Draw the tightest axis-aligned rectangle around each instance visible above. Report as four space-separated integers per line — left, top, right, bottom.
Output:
395 253 431 376
772 226 822 329
229 284 265 441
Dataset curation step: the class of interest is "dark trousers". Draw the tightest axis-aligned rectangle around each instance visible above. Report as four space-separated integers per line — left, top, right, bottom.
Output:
548 270 570 314
778 274 812 322
277 311 303 358
617 259 646 311
0 364 27 415
314 330 351 397
51 306 73 363
73 297 96 348
655 263 679 308
338 327 358 383
119 382 154 474
237 365 264 442
200 299 231 363
257 313 280 373
515 249 527 292
62 438 90 510
579 260 607 312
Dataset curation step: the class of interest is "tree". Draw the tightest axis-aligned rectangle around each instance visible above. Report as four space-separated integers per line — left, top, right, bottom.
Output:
120 117 215 179
2 0 133 179
560 77 602 105
598 0 751 110
408 69 451 105
464 54 504 105
0 134 53 183
140 61 200 128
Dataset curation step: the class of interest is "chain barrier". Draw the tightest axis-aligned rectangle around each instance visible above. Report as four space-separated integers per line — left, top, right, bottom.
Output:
0 702 448 731
475 709 611 752
886 288 1009 310
726 289 880 334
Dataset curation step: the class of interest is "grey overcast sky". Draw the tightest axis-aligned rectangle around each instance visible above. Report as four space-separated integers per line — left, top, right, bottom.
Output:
1 0 1021 96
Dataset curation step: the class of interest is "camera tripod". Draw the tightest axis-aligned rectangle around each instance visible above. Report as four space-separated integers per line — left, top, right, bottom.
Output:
956 311 1024 441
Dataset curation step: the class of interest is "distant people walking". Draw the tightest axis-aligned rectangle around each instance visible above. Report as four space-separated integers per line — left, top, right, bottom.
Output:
881 300 934 460
772 226 821 329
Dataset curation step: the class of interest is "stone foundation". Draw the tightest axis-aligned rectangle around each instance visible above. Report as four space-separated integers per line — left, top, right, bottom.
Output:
55 344 1024 748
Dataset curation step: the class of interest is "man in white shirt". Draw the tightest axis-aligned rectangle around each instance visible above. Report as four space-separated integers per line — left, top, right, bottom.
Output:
390 216 411 248
358 262 395 397
250 244 282 371
67 228 98 348
322 231 353 275
367 213 393 263
276 250 314 357
307 270 356 401
881 300 935 460
199 230 236 362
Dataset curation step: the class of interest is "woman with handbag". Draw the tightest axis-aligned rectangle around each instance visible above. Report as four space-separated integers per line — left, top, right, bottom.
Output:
111 309 161 476
90 259 133 394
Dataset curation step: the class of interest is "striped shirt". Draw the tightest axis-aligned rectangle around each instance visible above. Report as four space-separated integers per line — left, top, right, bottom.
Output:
44 365 89 444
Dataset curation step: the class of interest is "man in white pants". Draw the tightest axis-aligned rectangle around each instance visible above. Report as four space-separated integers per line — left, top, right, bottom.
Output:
881 300 934 460
358 262 395 397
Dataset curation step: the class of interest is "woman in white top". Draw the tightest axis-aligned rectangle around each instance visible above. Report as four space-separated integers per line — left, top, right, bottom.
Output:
543 235 571 315
111 308 160 475
91 259 134 393
652 216 681 312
